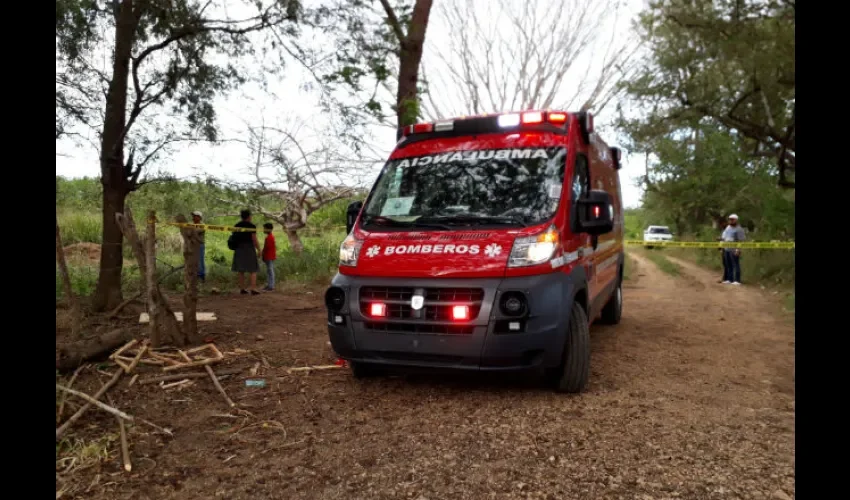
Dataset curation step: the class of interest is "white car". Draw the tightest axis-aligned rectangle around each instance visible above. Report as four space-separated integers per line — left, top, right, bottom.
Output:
643 226 674 247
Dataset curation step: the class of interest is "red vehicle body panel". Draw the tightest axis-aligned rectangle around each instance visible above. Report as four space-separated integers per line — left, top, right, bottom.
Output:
341 113 623 321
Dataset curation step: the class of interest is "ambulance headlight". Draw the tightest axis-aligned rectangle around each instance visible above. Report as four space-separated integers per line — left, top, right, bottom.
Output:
508 225 560 267
339 233 363 267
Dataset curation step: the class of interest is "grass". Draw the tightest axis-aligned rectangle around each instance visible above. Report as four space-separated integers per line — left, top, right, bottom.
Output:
783 293 795 313
642 249 682 277
664 247 795 287
56 209 347 300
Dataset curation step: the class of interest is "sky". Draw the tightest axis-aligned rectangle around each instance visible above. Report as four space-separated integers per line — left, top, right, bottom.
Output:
56 0 648 208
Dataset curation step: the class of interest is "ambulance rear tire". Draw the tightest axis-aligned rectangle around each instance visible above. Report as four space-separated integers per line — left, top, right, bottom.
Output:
350 361 381 379
553 301 591 394
599 280 623 325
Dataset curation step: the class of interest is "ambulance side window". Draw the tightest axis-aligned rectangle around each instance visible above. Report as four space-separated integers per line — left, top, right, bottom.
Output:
572 154 590 203
570 154 590 231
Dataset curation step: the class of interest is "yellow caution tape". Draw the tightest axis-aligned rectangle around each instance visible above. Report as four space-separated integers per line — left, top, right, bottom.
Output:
149 220 346 234
625 240 795 249
147 221 795 249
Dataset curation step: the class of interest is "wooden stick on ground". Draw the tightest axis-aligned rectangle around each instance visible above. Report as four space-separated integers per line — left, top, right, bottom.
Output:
56 382 173 436
124 342 148 373
146 351 184 366
56 369 123 440
286 365 345 374
57 365 85 424
162 357 221 372
56 383 133 421
113 357 131 372
111 339 139 360
118 415 131 472
205 365 236 408
161 379 192 389
103 390 132 473
117 355 165 366
138 368 243 385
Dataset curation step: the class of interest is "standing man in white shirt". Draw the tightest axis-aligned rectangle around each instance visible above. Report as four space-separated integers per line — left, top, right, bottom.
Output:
720 214 746 285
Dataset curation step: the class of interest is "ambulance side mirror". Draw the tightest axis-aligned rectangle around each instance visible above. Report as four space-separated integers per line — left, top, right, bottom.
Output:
346 200 363 234
577 190 614 235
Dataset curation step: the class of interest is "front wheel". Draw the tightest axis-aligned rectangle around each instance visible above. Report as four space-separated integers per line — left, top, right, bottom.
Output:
552 301 591 393
350 361 382 379
598 281 623 325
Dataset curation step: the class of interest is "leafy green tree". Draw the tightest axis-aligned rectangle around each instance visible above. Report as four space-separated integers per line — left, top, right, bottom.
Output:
637 125 794 239
320 0 435 129
57 0 303 311
621 0 795 187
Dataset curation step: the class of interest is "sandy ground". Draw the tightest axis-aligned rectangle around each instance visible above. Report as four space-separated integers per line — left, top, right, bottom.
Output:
56 253 795 500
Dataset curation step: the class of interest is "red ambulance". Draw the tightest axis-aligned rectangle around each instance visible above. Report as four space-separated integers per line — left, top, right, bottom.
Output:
325 110 624 393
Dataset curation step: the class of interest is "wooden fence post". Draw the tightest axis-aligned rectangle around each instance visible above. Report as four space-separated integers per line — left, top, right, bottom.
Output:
145 211 159 346
176 214 201 342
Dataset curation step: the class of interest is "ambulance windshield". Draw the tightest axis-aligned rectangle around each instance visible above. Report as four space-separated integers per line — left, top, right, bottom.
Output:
362 147 567 229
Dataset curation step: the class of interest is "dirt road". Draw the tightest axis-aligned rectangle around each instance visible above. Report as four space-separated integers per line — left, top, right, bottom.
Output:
58 253 795 500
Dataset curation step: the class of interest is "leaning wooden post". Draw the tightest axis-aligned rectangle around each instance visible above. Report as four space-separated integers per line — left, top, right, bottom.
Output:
145 211 160 346
176 214 201 343
116 207 186 347
56 216 82 337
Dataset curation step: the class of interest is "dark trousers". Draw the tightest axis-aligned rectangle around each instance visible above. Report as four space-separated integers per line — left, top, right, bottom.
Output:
722 250 741 283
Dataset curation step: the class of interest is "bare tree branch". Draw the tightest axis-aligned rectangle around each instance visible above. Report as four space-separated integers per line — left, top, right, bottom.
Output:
424 0 636 118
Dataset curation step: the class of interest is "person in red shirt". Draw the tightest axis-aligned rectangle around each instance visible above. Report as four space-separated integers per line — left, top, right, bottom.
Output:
261 223 277 291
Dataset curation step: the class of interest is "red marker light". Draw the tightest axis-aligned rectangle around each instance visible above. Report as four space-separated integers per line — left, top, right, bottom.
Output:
548 112 567 124
522 111 544 124
370 302 387 317
593 206 600 218
412 123 433 134
451 305 470 321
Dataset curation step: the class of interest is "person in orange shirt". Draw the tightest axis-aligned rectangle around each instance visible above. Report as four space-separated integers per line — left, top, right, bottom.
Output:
261 222 277 291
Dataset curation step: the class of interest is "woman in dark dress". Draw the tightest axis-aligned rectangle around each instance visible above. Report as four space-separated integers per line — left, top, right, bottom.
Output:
231 209 261 295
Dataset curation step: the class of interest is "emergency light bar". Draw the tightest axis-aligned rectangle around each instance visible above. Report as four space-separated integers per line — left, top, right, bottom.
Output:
398 110 577 142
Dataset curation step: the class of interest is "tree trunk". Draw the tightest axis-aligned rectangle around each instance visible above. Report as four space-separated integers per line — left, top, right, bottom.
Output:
92 0 139 312
285 229 305 255
177 215 202 343
56 218 82 337
395 0 434 129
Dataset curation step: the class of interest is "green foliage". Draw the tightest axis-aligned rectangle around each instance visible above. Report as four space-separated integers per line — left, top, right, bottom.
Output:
307 198 350 228
621 0 795 186
56 177 351 299
56 0 305 151
637 126 794 239
623 208 649 240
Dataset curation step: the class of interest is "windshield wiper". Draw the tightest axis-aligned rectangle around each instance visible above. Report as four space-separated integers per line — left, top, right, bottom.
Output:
417 215 528 227
363 215 451 230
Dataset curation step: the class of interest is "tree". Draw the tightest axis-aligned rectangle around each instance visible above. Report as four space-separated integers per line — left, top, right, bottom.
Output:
637 123 794 240
381 0 434 128
620 0 795 187
319 0 435 129
56 0 304 311
421 0 639 120
215 121 369 252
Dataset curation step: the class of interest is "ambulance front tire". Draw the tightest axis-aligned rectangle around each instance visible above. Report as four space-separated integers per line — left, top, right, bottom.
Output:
598 277 623 325
551 301 591 394
350 361 381 379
